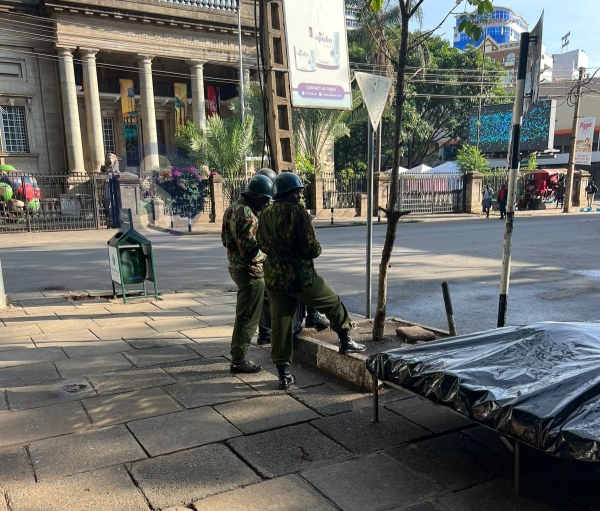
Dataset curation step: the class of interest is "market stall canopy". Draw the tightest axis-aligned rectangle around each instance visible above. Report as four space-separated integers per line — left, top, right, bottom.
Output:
426 162 462 174
409 164 432 173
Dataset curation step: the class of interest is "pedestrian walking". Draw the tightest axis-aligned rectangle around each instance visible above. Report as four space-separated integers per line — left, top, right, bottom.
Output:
221 175 274 373
482 184 494 218
586 181 598 208
498 183 507 219
257 173 365 389
555 183 565 209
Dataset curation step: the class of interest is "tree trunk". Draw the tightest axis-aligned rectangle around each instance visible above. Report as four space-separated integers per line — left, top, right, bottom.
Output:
372 5 410 342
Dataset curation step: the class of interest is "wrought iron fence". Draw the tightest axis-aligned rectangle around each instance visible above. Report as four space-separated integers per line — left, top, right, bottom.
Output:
0 172 107 233
323 172 367 209
482 170 525 201
222 176 247 210
398 173 464 214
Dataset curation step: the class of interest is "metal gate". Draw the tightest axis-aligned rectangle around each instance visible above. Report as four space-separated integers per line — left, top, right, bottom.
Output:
399 173 464 213
0 172 107 233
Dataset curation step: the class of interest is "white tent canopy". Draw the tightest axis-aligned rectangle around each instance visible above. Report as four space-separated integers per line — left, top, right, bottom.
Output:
409 164 432 173
426 162 462 174
384 166 410 173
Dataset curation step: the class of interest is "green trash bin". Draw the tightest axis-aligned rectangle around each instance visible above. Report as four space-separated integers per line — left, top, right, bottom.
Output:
107 209 158 303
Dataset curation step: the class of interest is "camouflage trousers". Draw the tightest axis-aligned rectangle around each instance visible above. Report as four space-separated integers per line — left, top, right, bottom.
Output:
267 274 351 367
230 272 270 361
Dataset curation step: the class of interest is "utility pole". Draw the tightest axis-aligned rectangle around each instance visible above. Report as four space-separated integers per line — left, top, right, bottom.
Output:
563 66 586 213
260 0 295 173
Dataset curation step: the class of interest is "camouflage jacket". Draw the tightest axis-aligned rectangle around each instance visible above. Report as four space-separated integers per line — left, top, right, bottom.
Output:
221 197 266 278
257 200 321 293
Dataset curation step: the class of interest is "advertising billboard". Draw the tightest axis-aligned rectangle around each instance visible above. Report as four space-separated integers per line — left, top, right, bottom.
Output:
468 99 556 153
575 117 595 165
282 0 352 110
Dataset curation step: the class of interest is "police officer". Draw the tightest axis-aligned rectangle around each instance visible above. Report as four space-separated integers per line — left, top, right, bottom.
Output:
257 173 365 388
221 174 273 373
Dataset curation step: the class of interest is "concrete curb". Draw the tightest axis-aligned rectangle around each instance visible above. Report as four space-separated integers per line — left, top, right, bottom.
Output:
294 316 450 391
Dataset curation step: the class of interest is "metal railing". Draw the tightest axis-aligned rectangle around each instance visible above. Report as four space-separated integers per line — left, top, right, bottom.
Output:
323 172 367 209
0 172 107 233
149 0 238 11
222 176 247 209
399 173 464 214
482 170 525 201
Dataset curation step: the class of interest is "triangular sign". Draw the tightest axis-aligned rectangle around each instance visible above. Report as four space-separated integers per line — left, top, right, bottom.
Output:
354 72 393 130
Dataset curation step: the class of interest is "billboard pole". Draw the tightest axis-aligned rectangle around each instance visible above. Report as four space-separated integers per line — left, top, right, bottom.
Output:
497 31 530 328
563 66 585 213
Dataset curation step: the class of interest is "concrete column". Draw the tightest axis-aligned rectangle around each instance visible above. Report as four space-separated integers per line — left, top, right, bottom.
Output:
79 48 104 173
465 172 483 214
137 54 160 172
190 60 206 131
374 172 391 214
56 46 85 173
243 66 251 87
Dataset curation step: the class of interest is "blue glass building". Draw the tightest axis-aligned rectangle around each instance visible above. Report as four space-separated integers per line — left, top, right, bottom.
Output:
453 7 528 50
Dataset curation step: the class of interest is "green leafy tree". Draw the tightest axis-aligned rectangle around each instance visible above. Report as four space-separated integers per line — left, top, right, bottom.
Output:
174 115 254 180
523 152 538 171
455 144 490 174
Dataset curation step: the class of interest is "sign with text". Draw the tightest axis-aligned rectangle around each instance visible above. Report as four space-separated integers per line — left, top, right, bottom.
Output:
108 245 121 283
283 0 352 110
575 117 595 165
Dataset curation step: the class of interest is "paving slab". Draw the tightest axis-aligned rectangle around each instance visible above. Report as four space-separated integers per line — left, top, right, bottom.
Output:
0 324 42 339
55 353 132 378
103 302 160 314
6 465 150 511
55 306 114 319
164 376 259 408
436 477 561 511
146 317 207 333
125 335 191 350
143 309 199 320
190 315 235 327
61 340 131 358
5 378 96 411
185 339 232 358
91 323 159 340
128 407 242 456
180 325 234 340
0 401 91 447
83 388 182 427
0 347 67 369
0 362 61 388
311 407 429 454
302 452 438 511
131 443 260 510
193 474 339 511
123 344 200 367
87 367 176 395
91 316 151 328
228 423 352 478
193 294 237 306
385 397 473 434
187 304 236 316
0 446 35 488
31 329 98 344
162 357 231 382
386 432 511 492
463 426 514 458
0 337 36 352
29 425 147 480
291 383 378 416
36 319 97 334
215 394 319 435
17 297 74 308
153 298 202 310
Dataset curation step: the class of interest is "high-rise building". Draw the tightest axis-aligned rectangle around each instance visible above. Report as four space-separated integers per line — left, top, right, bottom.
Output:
453 7 528 50
345 3 360 30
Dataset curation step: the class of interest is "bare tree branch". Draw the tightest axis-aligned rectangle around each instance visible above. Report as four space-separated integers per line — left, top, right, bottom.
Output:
408 3 461 51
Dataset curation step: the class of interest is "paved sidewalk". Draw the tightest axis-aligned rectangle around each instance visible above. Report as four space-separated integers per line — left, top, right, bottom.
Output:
0 291 595 510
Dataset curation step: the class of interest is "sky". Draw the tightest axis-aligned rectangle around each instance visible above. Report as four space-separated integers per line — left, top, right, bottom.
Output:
411 0 600 69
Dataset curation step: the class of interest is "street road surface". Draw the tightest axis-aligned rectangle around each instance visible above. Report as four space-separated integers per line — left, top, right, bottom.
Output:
2 213 599 334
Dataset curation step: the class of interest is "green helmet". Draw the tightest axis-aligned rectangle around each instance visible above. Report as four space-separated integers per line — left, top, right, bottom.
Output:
244 174 273 198
255 168 277 182
273 172 303 198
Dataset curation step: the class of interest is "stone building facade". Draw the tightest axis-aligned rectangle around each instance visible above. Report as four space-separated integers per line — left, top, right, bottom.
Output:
0 0 257 175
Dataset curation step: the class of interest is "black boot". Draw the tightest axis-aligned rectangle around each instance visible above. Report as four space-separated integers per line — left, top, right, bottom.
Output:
305 308 331 331
293 323 304 337
338 330 366 354
230 358 262 374
257 325 271 345
277 365 296 389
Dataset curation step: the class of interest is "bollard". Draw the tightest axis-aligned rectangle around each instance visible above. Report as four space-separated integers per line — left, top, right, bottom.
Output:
330 207 334 225
0 259 6 308
170 211 174 229
187 215 192 233
441 281 458 336
377 207 381 223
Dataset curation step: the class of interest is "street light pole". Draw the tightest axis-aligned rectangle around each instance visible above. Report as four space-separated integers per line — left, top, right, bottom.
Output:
563 66 586 213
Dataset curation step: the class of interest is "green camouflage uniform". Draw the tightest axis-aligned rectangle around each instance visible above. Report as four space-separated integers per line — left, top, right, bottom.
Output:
257 200 351 367
221 197 269 360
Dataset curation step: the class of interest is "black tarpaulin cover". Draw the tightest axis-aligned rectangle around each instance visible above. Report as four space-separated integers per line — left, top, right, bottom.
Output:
366 322 600 461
